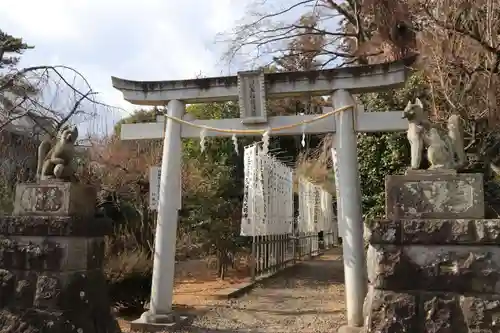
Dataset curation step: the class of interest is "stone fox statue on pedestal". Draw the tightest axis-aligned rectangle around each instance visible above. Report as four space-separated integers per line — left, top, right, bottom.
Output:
402 98 466 170
36 125 78 181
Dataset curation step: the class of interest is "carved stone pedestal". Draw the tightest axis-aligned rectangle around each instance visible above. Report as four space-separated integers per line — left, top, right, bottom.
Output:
0 182 120 333
363 172 500 332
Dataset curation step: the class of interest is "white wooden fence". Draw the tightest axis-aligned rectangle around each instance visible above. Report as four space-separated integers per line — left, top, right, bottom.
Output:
241 144 338 280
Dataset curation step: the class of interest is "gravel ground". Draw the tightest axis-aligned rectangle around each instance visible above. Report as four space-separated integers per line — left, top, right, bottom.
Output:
177 250 346 333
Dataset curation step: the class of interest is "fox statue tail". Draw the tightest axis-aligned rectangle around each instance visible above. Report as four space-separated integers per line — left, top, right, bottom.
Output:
36 140 51 180
447 114 466 168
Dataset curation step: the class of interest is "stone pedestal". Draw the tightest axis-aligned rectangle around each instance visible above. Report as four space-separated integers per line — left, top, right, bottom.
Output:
13 182 97 217
385 172 484 219
363 172 500 332
0 182 120 332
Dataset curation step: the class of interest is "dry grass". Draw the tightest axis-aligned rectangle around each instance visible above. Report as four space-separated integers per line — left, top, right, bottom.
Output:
295 135 336 194
105 249 152 284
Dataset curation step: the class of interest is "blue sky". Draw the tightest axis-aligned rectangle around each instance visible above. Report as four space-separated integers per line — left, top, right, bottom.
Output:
0 0 253 113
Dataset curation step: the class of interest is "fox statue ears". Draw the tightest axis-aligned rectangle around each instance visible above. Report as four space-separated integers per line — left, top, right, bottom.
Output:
405 98 423 109
415 98 423 109
57 125 78 142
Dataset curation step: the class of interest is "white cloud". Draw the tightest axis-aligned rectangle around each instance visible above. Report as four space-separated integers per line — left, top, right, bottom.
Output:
2 0 82 41
0 0 250 120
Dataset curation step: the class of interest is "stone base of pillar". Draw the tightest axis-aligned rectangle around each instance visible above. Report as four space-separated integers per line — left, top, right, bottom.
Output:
337 325 363 333
130 311 189 332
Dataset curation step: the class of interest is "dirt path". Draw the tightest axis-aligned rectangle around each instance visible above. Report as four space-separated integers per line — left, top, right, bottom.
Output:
179 250 346 333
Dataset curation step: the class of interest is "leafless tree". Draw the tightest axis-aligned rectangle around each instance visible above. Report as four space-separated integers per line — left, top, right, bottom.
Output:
218 0 416 68
0 65 123 139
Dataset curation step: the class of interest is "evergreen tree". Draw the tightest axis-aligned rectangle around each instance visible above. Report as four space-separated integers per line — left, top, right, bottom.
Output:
0 30 36 116
0 30 33 68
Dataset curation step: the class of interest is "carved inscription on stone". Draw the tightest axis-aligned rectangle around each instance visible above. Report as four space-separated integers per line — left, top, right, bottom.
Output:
14 183 97 217
20 187 63 213
386 173 484 219
35 187 63 211
402 180 474 215
248 79 257 117
21 187 63 212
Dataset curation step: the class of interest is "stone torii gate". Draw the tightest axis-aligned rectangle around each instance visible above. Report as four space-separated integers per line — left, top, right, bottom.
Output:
111 57 414 332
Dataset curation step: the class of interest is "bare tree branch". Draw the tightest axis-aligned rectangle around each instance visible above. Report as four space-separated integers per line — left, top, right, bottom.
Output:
217 0 365 67
424 7 499 55
55 90 97 132
233 0 317 36
323 0 358 31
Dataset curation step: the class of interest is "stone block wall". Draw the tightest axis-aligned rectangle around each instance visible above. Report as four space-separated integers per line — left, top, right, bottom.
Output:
363 172 500 332
0 182 120 333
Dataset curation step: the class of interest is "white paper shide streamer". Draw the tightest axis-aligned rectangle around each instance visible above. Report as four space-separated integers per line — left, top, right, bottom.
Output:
297 178 335 252
241 144 293 236
261 129 270 155
301 124 306 147
232 134 239 155
200 128 207 152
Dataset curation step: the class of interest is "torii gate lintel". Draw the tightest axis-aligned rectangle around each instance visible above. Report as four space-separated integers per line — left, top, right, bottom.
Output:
111 55 415 105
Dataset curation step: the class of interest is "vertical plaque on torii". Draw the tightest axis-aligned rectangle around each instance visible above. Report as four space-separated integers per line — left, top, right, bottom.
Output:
237 70 268 124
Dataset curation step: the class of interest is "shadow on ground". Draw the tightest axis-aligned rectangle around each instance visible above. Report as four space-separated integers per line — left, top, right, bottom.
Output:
185 328 267 333
255 255 345 290
119 249 346 333
180 249 347 333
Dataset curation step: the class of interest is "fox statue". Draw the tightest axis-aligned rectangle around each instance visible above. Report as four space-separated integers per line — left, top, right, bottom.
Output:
402 98 466 170
36 125 78 181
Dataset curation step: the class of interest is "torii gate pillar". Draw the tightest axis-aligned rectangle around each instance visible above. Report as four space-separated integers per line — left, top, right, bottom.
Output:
332 89 366 329
138 99 184 326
